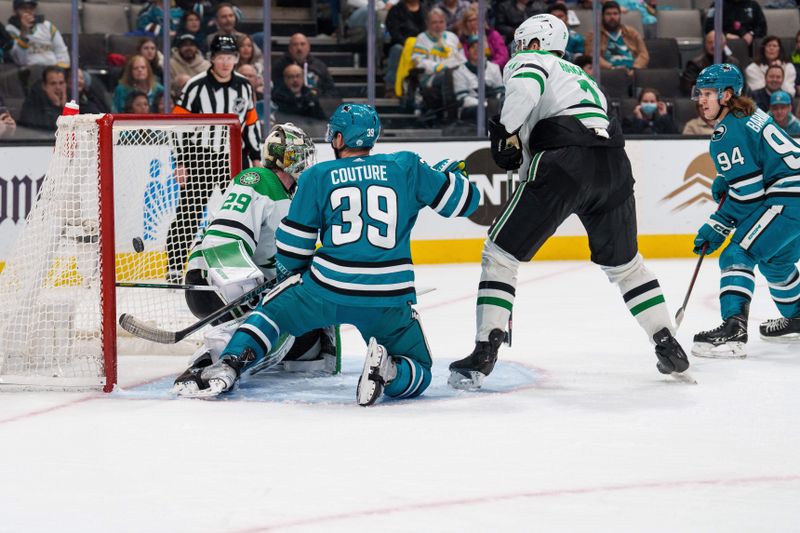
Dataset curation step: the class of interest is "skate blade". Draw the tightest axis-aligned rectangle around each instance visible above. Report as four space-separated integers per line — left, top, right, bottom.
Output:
447 370 485 391
669 371 697 385
691 342 747 359
171 381 225 399
759 333 800 344
356 339 385 406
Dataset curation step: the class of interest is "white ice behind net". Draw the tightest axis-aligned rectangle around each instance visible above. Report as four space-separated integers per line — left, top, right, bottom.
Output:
0 115 233 388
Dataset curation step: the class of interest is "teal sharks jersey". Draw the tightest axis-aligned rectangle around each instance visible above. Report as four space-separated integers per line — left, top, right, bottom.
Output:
275 151 479 307
711 108 800 225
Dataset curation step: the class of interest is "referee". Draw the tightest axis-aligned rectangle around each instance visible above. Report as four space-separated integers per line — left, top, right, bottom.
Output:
167 34 262 281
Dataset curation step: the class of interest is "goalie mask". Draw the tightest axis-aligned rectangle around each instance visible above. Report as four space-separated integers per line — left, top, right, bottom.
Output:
262 123 316 179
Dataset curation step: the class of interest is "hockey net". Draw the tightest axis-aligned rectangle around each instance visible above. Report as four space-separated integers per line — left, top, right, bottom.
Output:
0 114 242 391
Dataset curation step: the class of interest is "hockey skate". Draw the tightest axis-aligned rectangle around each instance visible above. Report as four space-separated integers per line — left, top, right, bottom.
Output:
759 317 800 343
356 337 396 407
171 351 213 397
692 315 748 358
653 327 690 374
173 350 249 398
448 328 505 390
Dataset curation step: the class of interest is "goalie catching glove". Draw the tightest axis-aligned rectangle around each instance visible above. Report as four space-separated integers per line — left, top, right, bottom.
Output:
488 115 522 171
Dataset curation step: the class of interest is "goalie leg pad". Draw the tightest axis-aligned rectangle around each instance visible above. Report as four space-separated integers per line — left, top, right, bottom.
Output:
602 253 673 339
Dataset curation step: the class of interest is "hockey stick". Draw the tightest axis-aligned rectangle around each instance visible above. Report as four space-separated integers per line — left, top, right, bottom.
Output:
119 279 274 344
115 282 218 291
674 195 726 330
506 170 514 347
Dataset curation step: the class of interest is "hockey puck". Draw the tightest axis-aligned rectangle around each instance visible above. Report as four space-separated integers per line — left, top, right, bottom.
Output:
132 237 145 253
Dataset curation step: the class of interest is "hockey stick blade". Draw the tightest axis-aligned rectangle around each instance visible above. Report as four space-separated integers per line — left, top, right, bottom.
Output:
118 279 274 344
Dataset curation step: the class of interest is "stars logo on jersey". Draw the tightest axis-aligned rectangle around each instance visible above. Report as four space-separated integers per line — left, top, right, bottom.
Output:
240 172 261 185
711 124 727 142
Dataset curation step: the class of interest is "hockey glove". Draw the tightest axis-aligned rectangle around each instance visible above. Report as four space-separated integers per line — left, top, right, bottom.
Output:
711 175 729 203
488 115 522 171
432 158 468 178
693 213 733 255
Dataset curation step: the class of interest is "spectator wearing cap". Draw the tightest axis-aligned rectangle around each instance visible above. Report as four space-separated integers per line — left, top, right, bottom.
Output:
585 1 649 76
178 10 207 54
170 34 210 80
272 33 337 97
452 34 504 121
768 91 800 135
751 64 786 112
5 0 69 68
18 65 66 131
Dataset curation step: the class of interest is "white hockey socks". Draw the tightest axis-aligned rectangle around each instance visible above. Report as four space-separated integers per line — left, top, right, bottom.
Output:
476 239 518 342
602 254 673 340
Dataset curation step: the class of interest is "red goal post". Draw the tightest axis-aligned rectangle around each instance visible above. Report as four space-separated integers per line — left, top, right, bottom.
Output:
0 113 243 392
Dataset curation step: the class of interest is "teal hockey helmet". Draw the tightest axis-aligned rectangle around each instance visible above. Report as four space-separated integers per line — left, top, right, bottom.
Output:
325 103 381 149
692 63 744 101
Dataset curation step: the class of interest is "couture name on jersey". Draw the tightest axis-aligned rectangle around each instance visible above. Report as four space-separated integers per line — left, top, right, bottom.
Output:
330 164 388 185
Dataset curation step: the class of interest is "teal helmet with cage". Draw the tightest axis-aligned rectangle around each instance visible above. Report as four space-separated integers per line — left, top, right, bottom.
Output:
692 63 744 101
325 103 381 149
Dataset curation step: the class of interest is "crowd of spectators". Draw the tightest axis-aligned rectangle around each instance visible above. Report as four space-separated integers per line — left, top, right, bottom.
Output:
0 0 799 138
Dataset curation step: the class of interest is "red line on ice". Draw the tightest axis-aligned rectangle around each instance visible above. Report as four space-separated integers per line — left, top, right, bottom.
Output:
230 474 800 532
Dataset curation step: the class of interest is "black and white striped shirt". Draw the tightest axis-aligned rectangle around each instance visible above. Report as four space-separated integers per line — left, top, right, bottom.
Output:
173 68 261 163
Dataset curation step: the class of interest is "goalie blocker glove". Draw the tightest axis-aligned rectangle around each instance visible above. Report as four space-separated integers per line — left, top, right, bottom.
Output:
488 115 522 171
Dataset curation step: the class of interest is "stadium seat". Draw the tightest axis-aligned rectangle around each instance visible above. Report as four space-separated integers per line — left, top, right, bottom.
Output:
656 10 702 43
571 9 594 39
692 0 713 9
635 68 682 97
108 34 143 57
674 97 699 132
75 33 108 69
0 1 12 26
37 2 80 33
645 38 682 68
726 39 752 69
599 68 633 98
621 10 644 36
762 9 800 38
128 3 147 32
659 0 693 8
82 3 131 34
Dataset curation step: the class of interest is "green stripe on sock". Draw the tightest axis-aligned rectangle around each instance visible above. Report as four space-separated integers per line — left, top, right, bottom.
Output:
630 295 666 316
477 296 514 311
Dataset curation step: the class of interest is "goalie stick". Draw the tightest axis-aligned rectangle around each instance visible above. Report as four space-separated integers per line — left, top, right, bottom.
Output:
119 279 274 344
115 282 218 291
120 285 437 345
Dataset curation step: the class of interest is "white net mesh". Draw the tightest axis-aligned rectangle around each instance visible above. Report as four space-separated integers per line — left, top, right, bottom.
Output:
0 114 236 389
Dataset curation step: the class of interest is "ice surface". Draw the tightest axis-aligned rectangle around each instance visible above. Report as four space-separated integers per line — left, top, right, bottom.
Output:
2 259 799 533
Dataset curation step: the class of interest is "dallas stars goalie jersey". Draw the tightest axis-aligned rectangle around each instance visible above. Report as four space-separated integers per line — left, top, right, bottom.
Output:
709 108 800 227
186 167 292 280
501 49 609 179
275 151 479 307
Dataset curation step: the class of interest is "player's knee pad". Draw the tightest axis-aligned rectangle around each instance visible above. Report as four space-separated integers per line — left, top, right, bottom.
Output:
719 243 756 272
384 355 431 399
